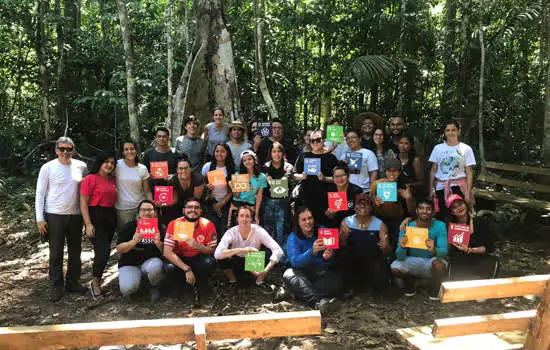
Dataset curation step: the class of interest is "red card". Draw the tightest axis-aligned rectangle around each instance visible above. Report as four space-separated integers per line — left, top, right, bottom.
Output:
137 218 158 240
154 186 173 204
328 192 348 211
150 161 169 179
318 228 339 249
448 223 471 246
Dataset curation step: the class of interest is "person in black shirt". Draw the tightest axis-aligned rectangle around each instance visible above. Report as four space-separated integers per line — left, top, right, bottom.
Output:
323 162 363 228
257 119 298 166
116 200 165 301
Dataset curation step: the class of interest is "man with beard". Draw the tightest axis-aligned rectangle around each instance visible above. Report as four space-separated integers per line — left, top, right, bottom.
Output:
388 115 424 157
390 199 447 300
164 198 217 306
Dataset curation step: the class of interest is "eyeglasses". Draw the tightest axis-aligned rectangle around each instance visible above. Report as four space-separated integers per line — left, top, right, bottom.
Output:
185 205 201 210
139 208 155 212
310 138 323 144
178 166 190 170
57 147 73 152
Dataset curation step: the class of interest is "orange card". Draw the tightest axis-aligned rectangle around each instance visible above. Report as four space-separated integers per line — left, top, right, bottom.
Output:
207 169 227 186
231 174 250 193
150 161 169 179
404 226 429 250
173 221 194 241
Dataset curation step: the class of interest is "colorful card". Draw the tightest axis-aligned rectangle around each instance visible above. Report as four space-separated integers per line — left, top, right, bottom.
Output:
328 192 349 211
377 182 397 202
150 161 169 179
137 218 158 240
207 169 227 186
257 122 273 138
318 228 339 249
404 226 429 250
231 174 250 193
448 223 471 246
326 125 344 143
270 178 289 198
345 152 363 174
245 251 265 272
154 186 173 204
173 221 194 241
304 158 321 175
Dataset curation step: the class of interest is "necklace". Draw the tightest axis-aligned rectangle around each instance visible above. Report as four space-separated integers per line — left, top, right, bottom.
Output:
356 216 373 229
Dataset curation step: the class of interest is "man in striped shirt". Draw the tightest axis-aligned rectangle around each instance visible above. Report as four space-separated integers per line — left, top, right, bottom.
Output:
163 198 217 306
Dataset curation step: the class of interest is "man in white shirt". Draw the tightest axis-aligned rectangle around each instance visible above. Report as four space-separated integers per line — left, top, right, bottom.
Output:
35 137 88 302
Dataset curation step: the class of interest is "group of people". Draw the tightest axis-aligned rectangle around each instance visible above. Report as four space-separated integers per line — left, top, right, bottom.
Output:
35 108 499 314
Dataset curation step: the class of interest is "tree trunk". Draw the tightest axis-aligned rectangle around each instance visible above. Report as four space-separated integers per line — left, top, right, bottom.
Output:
396 0 407 114
253 0 278 120
441 0 457 117
166 0 174 126
543 0 550 166
477 5 485 171
55 0 64 122
524 280 550 349
115 0 141 144
36 0 50 140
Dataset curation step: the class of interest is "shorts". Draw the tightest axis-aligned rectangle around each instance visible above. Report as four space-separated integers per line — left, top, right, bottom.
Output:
390 256 448 279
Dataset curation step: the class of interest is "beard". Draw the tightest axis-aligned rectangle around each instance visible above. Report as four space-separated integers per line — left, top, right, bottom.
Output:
184 215 199 222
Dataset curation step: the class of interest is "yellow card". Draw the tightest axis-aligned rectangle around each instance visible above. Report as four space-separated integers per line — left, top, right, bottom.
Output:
231 174 250 193
173 221 194 241
405 226 429 249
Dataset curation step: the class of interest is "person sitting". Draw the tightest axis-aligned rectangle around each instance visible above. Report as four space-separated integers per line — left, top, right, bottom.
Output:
390 199 448 300
116 200 165 301
278 206 343 314
338 193 391 293
163 198 217 306
446 194 499 280
214 206 283 294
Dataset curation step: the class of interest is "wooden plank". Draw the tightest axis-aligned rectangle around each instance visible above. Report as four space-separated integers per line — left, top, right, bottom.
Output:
477 174 550 194
432 310 536 338
397 326 526 350
473 188 550 211
440 275 550 303
483 161 550 176
524 280 550 350
194 323 206 350
0 311 321 350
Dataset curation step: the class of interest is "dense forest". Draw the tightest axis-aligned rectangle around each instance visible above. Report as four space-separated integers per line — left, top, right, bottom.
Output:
1 0 549 175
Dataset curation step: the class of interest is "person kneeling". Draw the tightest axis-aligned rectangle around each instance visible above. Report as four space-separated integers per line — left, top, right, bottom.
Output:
163 198 217 306
116 200 165 302
279 206 343 314
214 206 282 295
391 199 447 300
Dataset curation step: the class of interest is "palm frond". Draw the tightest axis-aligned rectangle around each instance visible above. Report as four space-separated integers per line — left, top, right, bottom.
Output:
349 55 411 88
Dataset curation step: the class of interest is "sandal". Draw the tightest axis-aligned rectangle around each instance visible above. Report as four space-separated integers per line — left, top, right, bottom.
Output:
89 281 102 300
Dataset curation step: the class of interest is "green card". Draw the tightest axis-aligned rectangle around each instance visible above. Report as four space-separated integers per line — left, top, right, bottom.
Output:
326 125 344 143
244 251 265 272
270 178 289 198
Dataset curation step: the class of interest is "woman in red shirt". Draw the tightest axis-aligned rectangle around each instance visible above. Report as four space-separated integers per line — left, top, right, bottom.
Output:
80 152 118 299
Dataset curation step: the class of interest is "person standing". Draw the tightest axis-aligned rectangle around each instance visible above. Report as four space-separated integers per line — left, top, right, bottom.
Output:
174 115 207 173
226 120 252 169
339 129 378 193
257 119 298 165
203 107 229 160
372 128 396 179
35 137 88 302
387 115 424 156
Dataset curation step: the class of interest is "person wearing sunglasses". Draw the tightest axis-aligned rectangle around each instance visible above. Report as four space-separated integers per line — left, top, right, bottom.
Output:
116 200 165 302
164 198 217 306
35 137 88 302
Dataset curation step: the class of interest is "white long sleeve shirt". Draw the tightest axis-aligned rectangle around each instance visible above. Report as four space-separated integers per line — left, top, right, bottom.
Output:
214 224 283 262
35 158 88 222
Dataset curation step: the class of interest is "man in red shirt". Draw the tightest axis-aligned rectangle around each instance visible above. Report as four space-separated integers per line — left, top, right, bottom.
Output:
164 197 217 306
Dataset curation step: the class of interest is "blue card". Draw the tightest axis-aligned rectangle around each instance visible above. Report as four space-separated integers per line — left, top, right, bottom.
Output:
345 152 363 174
257 122 272 138
304 158 321 175
377 182 397 202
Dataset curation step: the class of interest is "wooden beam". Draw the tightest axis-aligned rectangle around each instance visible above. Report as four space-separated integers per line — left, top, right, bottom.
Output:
483 161 550 176
432 310 536 338
524 280 550 350
440 275 550 303
0 311 321 350
473 188 550 211
477 174 550 194
194 323 206 350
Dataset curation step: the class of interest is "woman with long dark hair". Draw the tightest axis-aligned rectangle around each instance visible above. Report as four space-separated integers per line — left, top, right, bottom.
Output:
324 161 362 228
165 158 204 220
397 134 424 194
80 151 118 299
372 128 396 179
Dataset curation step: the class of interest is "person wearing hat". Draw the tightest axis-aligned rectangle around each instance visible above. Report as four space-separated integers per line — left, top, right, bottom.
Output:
352 112 383 152
226 120 252 169
175 115 207 173
370 158 416 248
338 192 391 292
228 150 268 226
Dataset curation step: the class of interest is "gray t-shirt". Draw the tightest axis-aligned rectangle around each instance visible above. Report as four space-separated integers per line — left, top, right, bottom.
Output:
226 141 252 169
175 135 206 173
206 123 229 156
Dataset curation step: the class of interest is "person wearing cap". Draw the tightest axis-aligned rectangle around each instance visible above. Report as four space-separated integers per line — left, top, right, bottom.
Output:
226 120 252 169
370 158 416 248
228 150 268 226
175 115 207 174
323 161 363 228
445 194 499 280
338 129 378 193
338 193 391 292
391 198 448 300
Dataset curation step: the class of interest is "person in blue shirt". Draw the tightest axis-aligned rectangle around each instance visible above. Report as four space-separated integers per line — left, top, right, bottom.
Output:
390 198 448 300
276 205 343 315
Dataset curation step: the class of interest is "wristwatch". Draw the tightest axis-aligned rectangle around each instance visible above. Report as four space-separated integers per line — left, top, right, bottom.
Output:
183 267 191 273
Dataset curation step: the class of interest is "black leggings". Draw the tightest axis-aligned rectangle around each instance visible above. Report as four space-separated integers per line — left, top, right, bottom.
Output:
89 206 117 279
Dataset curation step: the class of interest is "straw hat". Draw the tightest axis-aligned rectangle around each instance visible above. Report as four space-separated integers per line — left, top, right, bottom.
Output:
353 112 383 132
228 120 247 134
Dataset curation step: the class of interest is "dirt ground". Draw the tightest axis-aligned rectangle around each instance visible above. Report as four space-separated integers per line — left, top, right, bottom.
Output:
1 195 550 350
